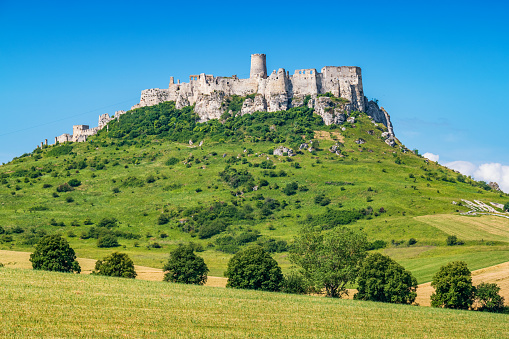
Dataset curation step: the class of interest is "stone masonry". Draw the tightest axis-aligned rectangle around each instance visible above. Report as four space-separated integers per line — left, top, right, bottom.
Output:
130 54 391 130
52 54 394 145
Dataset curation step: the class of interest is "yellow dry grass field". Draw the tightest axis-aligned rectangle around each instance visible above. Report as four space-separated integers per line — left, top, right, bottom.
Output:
314 130 344 142
416 261 509 306
0 250 228 287
415 214 509 242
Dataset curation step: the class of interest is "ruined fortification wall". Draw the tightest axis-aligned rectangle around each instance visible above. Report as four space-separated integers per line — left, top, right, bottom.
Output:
130 54 367 121
50 54 391 148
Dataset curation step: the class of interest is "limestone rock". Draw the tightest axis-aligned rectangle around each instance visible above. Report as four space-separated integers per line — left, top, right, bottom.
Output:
385 138 396 147
175 94 190 110
299 143 308 150
347 116 355 124
313 97 347 125
355 138 366 145
189 140 193 145
291 96 304 108
267 93 289 112
273 146 294 156
194 91 225 121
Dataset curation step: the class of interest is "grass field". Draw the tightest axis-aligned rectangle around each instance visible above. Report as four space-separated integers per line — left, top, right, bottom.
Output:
1 267 508 338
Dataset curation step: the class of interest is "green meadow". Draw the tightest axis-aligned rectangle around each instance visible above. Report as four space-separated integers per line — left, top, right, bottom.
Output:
1 267 507 338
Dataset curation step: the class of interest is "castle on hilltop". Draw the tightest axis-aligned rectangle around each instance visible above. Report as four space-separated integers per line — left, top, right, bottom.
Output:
49 54 393 147
131 54 366 119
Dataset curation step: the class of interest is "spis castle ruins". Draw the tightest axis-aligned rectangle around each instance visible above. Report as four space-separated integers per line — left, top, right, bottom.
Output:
50 54 393 147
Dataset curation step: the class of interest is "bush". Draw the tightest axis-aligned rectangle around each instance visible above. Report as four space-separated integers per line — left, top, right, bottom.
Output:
67 178 81 187
97 234 120 248
368 240 387 250
93 252 137 279
163 244 208 284
430 261 474 309
56 183 73 192
314 194 331 206
198 220 227 239
165 157 179 166
475 282 506 312
281 271 308 294
225 246 283 292
504 202 509 212
283 182 298 196
355 253 417 304
97 217 118 228
29 235 81 273
446 235 463 246
407 238 417 246
157 214 170 225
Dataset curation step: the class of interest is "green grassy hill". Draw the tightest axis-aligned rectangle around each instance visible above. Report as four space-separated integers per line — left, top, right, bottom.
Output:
0 100 508 280
1 267 507 338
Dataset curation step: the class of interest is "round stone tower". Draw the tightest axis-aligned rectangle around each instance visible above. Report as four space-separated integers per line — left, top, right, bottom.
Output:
250 53 267 79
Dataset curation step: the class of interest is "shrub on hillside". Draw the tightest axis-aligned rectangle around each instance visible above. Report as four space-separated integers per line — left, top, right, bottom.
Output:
93 252 137 279
504 202 509 212
97 234 120 248
56 183 73 192
431 261 474 309
29 234 81 273
446 235 463 246
163 244 208 285
475 282 506 313
283 182 299 196
281 271 309 295
97 217 118 228
314 194 331 206
225 246 283 292
67 178 81 187
355 253 417 304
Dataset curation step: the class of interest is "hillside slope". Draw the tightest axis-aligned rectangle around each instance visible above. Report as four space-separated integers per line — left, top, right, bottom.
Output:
0 100 507 277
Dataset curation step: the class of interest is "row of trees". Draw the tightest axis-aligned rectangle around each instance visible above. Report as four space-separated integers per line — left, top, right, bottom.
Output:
28 234 506 313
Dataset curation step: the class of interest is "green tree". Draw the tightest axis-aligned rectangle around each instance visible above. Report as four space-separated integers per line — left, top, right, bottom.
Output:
475 282 506 312
290 227 368 298
430 261 474 309
163 244 208 285
29 234 81 273
97 234 119 248
354 253 417 304
504 202 509 212
225 246 283 292
93 252 137 279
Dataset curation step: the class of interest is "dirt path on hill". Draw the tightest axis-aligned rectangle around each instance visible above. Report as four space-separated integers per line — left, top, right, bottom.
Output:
0 250 228 287
415 261 509 306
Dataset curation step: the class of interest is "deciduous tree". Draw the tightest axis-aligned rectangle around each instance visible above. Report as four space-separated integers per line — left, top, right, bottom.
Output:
163 244 208 285
354 253 417 304
430 261 474 309
290 226 368 298
30 234 81 273
93 252 136 278
225 246 283 291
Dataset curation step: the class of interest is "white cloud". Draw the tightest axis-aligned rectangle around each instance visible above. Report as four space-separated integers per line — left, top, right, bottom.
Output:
444 161 477 177
444 160 509 193
423 152 439 162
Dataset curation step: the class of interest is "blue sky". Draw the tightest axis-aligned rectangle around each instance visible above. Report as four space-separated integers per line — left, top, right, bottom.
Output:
1 1 508 190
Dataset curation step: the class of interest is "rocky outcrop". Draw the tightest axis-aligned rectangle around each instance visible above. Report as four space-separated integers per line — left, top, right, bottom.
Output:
175 94 190 110
313 97 347 125
240 94 267 115
194 91 225 121
273 146 294 156
267 93 289 112
365 100 394 137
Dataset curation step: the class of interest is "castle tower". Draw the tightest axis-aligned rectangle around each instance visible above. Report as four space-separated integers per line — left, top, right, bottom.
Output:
250 53 267 79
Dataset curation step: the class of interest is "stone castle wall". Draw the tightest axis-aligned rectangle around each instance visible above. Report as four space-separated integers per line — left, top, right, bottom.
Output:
49 54 393 147
130 54 371 123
